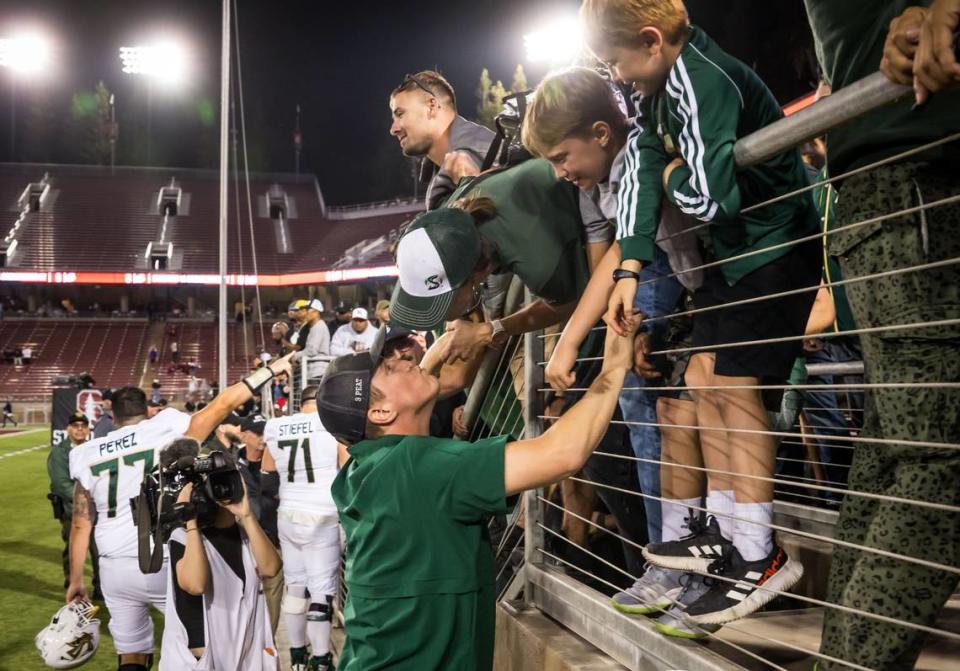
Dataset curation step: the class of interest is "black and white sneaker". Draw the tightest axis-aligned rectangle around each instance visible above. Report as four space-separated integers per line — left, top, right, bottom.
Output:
685 544 804 625
642 513 732 572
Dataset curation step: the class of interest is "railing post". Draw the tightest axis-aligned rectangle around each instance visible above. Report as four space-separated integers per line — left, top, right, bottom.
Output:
523 288 545 608
461 276 525 433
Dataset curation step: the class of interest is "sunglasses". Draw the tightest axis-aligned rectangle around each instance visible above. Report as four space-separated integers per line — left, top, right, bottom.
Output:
401 73 436 99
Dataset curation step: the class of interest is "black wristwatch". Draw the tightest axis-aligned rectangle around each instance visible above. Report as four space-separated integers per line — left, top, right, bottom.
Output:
612 268 641 282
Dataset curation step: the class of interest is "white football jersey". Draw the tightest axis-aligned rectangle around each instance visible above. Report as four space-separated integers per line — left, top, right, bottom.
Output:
70 408 191 558
264 412 338 517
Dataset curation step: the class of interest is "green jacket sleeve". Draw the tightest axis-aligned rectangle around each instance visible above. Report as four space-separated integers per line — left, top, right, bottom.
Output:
616 113 667 263
663 58 742 222
47 440 75 517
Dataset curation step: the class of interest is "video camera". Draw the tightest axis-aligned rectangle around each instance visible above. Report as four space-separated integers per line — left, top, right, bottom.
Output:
132 447 245 573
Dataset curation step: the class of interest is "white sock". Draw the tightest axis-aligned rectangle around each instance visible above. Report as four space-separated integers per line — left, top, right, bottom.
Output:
705 490 735 540
733 501 774 561
307 599 333 657
661 497 702 542
284 586 308 648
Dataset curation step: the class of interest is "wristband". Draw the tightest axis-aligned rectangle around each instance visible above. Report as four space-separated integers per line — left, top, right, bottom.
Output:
242 366 274 393
612 268 640 283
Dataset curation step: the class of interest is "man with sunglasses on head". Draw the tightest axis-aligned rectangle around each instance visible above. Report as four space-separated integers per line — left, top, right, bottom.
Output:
389 70 493 211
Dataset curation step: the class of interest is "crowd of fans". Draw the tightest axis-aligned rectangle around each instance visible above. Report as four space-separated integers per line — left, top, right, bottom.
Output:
40 1 958 670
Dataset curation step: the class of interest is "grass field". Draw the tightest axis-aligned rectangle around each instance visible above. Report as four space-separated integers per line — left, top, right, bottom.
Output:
0 427 162 671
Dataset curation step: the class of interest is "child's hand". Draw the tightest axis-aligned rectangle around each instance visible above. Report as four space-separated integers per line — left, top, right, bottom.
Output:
604 276 639 336
602 315 640 373
545 341 578 392
662 158 686 189
633 332 661 379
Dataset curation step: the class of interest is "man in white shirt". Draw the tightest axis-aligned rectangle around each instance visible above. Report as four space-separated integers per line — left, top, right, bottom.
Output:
262 385 341 671
330 308 378 356
67 355 292 671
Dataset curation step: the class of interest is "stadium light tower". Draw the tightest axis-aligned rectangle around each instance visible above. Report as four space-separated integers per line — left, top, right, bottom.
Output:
0 32 53 161
523 16 584 65
118 41 190 165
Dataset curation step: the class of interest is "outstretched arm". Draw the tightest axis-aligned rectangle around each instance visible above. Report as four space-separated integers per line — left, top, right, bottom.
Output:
186 353 293 441
503 319 637 496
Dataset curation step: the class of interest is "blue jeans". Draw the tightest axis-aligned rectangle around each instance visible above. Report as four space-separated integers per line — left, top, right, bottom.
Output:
616 247 685 543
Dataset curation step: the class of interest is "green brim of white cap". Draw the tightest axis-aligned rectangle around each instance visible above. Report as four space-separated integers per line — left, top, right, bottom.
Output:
389 280 455 330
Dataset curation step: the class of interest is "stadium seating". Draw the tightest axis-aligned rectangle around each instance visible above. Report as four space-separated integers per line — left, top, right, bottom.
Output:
0 164 416 275
0 319 148 399
152 321 254 397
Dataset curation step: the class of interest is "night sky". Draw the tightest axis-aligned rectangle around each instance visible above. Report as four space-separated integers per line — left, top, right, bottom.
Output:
1 0 818 205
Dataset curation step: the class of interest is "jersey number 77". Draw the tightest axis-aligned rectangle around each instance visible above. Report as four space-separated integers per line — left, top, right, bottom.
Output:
89 449 155 518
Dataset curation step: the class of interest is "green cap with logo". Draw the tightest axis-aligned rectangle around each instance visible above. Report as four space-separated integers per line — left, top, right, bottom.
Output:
390 208 482 330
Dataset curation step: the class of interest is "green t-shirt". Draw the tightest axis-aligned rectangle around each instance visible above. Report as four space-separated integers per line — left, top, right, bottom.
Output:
804 0 960 177
618 25 818 285
447 158 590 305
332 433 511 671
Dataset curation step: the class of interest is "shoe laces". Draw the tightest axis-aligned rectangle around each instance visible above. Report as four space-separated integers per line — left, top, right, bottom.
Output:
680 509 707 538
706 543 736 579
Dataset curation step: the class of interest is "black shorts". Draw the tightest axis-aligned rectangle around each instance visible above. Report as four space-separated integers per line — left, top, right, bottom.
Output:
690 239 821 383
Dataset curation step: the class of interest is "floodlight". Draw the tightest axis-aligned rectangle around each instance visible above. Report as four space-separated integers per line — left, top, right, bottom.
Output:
523 17 584 64
0 33 52 74
119 42 188 84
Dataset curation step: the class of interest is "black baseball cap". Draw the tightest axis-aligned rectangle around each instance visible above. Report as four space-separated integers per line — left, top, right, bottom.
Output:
68 411 89 426
316 326 387 444
241 414 267 435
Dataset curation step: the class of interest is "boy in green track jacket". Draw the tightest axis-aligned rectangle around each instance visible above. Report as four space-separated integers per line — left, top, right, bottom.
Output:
576 0 821 627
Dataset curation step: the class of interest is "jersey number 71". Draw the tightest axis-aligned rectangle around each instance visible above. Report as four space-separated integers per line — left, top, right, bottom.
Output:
277 438 314 483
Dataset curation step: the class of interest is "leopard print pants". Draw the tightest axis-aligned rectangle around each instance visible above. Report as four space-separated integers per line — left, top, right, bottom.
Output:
819 162 960 671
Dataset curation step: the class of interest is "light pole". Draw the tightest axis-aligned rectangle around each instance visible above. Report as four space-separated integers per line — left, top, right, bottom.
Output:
118 42 188 166
0 33 52 161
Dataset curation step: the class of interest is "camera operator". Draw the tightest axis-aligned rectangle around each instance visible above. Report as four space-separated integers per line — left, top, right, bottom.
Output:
66 354 293 671
158 439 281 670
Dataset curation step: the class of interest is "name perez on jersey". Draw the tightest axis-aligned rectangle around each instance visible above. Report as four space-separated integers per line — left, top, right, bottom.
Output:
98 432 139 456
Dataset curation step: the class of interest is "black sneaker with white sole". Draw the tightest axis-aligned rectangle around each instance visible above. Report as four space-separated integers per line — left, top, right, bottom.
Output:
642 513 732 572
685 544 804 625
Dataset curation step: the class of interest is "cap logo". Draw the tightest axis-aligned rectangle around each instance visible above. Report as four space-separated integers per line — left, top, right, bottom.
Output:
397 228 452 298
353 376 364 404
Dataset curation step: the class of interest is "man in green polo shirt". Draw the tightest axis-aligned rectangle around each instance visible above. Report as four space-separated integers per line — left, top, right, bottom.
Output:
316 319 638 670
47 411 100 597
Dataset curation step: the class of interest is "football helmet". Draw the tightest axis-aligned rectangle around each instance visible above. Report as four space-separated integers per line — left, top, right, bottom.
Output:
35 600 101 669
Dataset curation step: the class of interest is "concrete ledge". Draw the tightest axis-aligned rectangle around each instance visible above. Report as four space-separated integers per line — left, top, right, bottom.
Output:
494 602 627 671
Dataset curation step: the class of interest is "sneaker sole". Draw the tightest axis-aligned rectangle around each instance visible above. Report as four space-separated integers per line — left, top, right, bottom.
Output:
609 597 665 616
654 620 718 639
690 558 805 626
609 585 681 616
642 547 715 573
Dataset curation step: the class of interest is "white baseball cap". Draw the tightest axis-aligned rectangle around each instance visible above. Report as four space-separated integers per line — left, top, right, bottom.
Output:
307 298 324 312
352 307 369 320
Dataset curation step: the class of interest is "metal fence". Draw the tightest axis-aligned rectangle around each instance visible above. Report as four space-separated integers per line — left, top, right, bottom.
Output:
483 70 960 671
